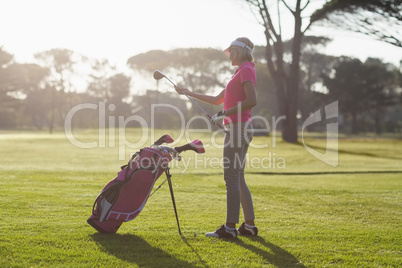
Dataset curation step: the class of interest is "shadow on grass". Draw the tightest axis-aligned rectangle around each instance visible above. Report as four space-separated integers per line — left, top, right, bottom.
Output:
91 233 198 267
231 236 305 268
181 236 209 267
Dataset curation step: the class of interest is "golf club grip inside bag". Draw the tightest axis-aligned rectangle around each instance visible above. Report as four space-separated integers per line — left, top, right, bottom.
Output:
87 147 172 233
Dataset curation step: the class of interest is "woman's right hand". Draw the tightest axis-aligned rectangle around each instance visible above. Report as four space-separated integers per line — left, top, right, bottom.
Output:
174 85 190 95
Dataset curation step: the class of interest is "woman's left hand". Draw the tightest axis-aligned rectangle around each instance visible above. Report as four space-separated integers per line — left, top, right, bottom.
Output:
174 85 190 95
211 111 226 125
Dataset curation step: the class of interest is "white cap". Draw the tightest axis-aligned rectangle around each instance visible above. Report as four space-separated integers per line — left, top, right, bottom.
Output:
223 40 253 56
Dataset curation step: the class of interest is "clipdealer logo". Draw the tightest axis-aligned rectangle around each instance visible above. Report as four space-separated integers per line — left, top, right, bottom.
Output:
301 101 339 167
64 101 339 167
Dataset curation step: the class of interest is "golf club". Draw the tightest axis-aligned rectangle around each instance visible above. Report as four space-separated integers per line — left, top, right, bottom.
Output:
153 70 228 133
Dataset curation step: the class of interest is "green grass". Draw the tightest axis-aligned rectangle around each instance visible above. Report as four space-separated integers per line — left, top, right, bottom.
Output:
0 129 401 267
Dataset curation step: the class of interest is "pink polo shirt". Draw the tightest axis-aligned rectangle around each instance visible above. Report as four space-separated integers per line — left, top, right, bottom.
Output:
223 61 256 125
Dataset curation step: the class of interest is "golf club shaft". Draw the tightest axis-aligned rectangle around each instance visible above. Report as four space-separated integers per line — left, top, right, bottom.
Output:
163 76 177 88
161 75 208 115
160 74 227 133
182 91 227 132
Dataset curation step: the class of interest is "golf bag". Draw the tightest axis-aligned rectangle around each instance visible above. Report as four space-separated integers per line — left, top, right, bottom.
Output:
87 134 204 234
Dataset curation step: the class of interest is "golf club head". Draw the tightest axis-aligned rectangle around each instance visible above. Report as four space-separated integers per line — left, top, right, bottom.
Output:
174 140 205 154
153 70 176 87
153 70 166 80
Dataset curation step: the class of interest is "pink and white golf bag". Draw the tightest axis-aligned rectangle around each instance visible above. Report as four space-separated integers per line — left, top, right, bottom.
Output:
87 135 204 234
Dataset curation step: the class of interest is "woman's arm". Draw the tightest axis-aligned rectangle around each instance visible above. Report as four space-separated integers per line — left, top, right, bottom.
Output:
224 81 257 116
175 86 225 105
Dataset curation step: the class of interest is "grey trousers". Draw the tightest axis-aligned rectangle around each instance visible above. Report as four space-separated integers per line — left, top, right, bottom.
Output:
223 122 255 224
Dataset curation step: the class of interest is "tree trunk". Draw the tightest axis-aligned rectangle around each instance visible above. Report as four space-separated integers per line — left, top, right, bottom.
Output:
264 33 288 138
259 0 306 143
282 3 303 143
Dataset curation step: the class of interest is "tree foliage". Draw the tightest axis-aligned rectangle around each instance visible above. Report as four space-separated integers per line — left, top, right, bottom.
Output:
127 48 230 94
0 45 400 134
297 36 337 121
244 0 321 143
243 0 402 141
0 47 48 128
34 48 77 93
323 57 400 133
87 59 117 101
311 0 402 47
132 90 189 129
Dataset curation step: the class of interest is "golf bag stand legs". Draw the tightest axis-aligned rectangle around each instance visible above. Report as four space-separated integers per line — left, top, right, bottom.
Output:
166 168 182 236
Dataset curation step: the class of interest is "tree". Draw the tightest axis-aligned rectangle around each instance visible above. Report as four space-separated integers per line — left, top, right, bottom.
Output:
322 57 399 134
127 48 232 123
34 49 77 93
0 48 15 109
127 48 230 93
108 73 132 116
253 58 277 120
244 0 326 143
87 59 131 117
311 0 402 47
0 47 48 128
252 37 336 124
34 49 77 132
131 90 188 129
24 85 55 130
297 36 337 121
0 49 22 128
87 58 117 101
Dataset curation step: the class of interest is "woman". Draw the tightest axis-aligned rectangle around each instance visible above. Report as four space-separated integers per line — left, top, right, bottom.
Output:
175 37 258 238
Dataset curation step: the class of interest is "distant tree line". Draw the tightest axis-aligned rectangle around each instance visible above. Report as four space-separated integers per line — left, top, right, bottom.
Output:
0 37 401 135
2 0 401 141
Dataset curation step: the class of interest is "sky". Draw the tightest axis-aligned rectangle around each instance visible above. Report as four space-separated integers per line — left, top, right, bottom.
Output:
1 0 401 71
